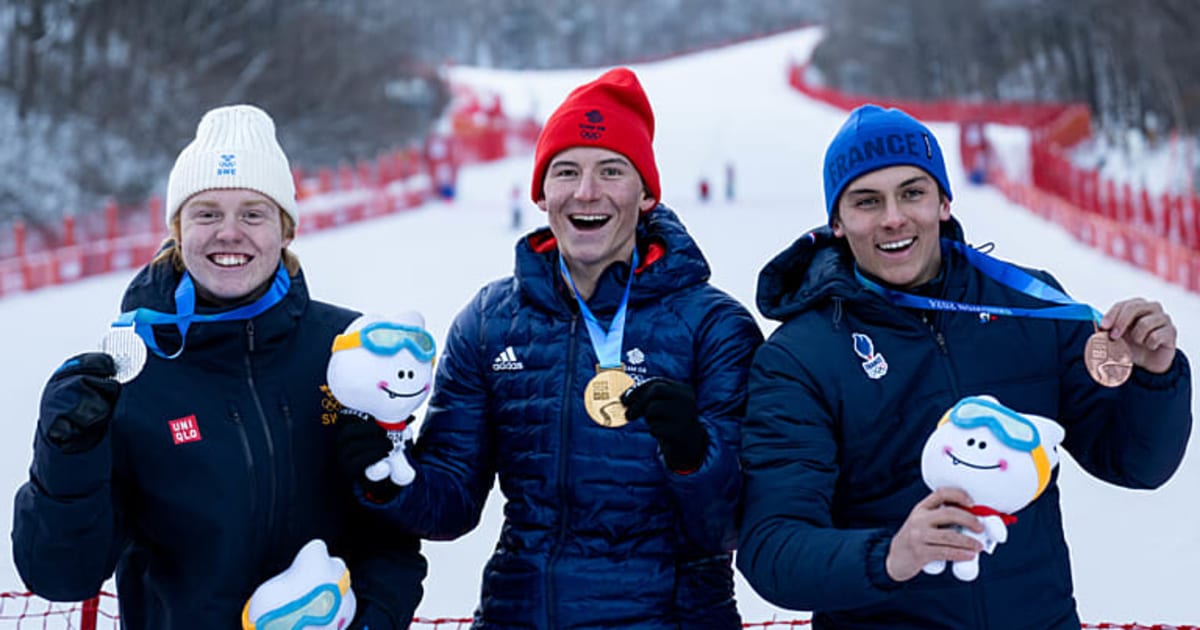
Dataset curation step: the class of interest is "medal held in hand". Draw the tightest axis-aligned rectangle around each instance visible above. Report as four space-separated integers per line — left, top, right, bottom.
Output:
99 325 147 384
584 366 635 428
1084 331 1133 388
859 242 1141 391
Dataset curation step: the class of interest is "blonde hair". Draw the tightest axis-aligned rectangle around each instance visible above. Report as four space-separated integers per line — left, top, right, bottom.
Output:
153 204 300 276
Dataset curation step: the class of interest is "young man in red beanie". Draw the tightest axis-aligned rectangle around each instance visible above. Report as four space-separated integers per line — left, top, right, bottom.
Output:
338 67 763 627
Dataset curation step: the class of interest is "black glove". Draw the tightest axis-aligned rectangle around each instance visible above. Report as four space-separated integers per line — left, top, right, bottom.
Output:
38 352 121 454
622 377 708 472
335 410 401 503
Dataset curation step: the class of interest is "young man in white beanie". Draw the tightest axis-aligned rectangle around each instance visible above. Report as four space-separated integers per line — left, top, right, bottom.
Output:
13 104 427 629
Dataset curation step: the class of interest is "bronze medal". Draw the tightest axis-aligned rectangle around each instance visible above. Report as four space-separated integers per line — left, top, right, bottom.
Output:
1084 332 1133 388
583 366 635 428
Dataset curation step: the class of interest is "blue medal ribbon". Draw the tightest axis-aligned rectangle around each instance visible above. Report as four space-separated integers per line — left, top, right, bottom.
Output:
559 249 638 369
112 263 291 359
855 239 1102 323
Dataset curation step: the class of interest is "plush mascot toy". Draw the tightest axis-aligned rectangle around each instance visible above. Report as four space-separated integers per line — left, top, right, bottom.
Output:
327 311 436 486
242 539 356 630
920 394 1065 581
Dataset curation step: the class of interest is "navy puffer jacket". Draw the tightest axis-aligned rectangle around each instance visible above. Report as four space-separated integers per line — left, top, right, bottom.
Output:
367 206 763 628
737 219 1192 630
13 260 426 629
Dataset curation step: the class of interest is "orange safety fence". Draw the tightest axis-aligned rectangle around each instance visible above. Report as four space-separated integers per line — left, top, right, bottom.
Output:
989 165 1200 291
786 60 1200 295
0 83 540 301
787 62 1075 129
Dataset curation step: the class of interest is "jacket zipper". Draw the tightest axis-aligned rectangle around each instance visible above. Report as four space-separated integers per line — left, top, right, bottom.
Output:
545 315 578 630
921 312 960 395
229 404 259 554
280 395 296 542
243 320 279 549
919 313 982 623
928 317 950 356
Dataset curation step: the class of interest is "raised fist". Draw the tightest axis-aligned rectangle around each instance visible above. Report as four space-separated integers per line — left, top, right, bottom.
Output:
39 352 121 454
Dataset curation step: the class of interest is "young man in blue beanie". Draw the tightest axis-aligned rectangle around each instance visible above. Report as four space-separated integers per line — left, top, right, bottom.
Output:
737 104 1192 629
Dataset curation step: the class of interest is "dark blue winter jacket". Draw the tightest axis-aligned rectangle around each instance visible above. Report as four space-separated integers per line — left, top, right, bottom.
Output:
738 220 1192 630
13 259 426 629
364 206 763 628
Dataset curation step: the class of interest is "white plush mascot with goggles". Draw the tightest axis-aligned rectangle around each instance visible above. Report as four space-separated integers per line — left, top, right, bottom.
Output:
242 539 355 630
327 311 436 487
920 395 1065 581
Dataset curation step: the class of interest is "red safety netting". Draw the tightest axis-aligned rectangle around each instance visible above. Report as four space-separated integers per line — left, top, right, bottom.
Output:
2 592 1195 629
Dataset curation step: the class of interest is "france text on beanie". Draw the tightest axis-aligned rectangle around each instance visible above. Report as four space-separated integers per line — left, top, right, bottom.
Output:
166 104 298 227
531 67 660 206
822 104 952 222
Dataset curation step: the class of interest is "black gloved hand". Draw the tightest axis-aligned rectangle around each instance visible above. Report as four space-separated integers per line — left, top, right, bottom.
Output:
622 377 708 473
38 352 121 454
335 410 401 503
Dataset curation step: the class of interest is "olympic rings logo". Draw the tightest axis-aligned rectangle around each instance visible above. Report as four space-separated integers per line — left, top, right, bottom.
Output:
579 130 601 140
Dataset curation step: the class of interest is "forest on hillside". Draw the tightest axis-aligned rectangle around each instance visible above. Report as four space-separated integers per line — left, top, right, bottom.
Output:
0 0 1195 231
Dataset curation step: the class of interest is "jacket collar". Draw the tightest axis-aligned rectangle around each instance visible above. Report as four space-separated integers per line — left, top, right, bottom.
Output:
514 204 711 317
756 216 967 323
119 259 308 359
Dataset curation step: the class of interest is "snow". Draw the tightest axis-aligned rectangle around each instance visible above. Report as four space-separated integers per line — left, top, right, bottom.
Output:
1 26 1197 626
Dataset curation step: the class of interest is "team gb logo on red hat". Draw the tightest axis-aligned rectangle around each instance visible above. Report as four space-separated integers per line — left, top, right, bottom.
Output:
579 109 605 140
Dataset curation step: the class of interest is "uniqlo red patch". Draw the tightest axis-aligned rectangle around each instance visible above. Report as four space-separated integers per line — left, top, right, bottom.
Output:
168 415 202 445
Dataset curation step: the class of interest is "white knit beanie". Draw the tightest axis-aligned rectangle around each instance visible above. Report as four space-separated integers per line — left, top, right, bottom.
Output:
165 104 298 227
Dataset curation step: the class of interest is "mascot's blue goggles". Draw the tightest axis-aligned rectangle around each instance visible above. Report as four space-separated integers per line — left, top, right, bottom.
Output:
331 322 436 362
241 570 350 630
948 396 1040 452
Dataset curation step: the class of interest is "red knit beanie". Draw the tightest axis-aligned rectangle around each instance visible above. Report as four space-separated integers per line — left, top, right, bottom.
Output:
530 67 660 206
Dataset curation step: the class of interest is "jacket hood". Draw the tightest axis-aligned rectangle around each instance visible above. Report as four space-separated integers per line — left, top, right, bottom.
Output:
514 204 711 316
756 217 966 322
120 256 187 314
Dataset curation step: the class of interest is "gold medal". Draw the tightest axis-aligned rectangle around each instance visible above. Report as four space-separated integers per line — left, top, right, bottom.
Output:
1084 331 1133 388
583 366 635 428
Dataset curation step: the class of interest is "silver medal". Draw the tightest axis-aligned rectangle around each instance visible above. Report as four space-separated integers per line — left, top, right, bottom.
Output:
99 326 147 384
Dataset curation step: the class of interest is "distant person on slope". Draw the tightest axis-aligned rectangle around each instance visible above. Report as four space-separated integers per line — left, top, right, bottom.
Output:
12 104 426 629
336 67 763 627
736 103 1192 629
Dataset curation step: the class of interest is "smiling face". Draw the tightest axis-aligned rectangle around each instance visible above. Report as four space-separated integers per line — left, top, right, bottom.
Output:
327 314 434 422
537 146 656 297
832 165 951 289
920 418 1040 513
178 188 291 303
330 349 432 422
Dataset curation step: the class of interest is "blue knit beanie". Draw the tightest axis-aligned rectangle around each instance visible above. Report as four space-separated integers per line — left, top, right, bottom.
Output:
823 104 952 222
